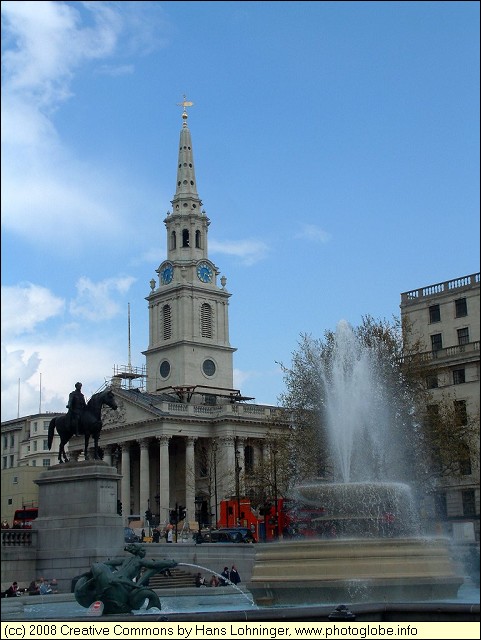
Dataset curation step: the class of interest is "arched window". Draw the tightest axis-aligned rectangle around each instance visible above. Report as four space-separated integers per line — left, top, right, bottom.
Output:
195 230 201 248
162 305 172 340
200 303 213 338
170 231 176 250
182 229 190 247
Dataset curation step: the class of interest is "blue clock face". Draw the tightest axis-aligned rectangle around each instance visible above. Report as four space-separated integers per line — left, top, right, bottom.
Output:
197 261 213 283
161 263 174 285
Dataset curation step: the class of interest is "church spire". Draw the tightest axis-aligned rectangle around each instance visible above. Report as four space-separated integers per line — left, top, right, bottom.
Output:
172 96 201 208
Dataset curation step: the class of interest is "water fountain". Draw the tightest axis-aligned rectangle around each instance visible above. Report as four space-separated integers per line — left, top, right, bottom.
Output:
249 320 463 605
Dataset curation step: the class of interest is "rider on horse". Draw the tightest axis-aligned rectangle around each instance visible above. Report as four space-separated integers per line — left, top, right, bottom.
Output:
66 382 87 437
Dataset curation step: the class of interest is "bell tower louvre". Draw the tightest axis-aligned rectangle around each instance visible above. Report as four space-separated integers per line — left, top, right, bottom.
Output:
143 98 244 404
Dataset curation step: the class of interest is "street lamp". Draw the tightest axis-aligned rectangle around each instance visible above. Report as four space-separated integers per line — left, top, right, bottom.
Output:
235 443 242 526
194 496 203 543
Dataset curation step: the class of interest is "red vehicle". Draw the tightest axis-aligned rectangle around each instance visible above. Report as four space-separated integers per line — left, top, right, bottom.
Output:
12 506 38 529
218 497 325 541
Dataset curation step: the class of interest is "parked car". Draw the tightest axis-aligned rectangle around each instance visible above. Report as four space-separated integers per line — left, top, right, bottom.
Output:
209 527 256 543
124 527 140 543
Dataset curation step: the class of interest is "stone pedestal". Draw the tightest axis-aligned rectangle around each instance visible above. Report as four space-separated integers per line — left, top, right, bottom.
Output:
33 461 123 590
249 537 463 606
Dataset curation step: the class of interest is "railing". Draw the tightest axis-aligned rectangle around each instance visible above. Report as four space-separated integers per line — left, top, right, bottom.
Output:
401 273 480 303
1 530 37 547
399 341 480 365
164 402 284 419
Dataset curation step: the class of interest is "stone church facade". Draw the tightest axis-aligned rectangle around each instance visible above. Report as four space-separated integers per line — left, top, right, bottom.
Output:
67 103 286 529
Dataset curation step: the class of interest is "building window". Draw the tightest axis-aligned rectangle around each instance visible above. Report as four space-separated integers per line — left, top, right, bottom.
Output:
182 229 190 247
431 333 442 352
204 394 216 406
429 304 441 323
170 230 176 250
43 421 49 429
42 459 51 467
200 303 213 338
13 476 18 484
462 489 476 516
10 435 14 447
457 327 469 346
162 305 172 340
2 457 6 469
435 492 447 519
43 439 49 450
8 498 12 505
453 368 466 385
454 400 468 426
32 460 37 467
426 375 438 389
455 297 467 318
34 425 38 433
9 455 14 467
195 230 201 248
33 441 38 452
459 444 472 476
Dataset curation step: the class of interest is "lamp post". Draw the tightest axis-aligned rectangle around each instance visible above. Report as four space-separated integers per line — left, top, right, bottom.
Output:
235 441 242 526
194 497 203 543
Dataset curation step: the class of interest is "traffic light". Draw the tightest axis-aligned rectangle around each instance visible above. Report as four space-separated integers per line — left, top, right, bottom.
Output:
117 500 122 516
145 509 152 523
169 509 178 525
178 505 186 521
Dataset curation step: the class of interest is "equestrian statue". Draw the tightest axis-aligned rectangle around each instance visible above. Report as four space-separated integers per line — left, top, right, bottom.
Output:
48 384 118 463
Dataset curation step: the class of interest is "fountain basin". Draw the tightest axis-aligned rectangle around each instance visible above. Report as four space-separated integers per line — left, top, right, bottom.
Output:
249 537 463 605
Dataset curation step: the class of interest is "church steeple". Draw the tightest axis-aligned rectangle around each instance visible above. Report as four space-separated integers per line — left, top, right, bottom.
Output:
172 97 200 204
143 99 236 399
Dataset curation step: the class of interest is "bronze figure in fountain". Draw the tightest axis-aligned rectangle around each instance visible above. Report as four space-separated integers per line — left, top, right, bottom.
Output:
74 543 177 614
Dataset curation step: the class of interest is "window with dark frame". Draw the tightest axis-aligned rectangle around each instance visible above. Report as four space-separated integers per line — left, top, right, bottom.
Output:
453 368 466 385
462 489 476 516
454 400 468 426
455 297 467 318
429 304 441 323
459 444 472 476
431 333 442 352
457 327 469 346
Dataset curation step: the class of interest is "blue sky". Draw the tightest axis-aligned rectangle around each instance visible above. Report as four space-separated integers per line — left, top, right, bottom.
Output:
1 1 479 421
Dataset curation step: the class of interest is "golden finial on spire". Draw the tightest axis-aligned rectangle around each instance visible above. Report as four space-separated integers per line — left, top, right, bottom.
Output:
177 94 194 124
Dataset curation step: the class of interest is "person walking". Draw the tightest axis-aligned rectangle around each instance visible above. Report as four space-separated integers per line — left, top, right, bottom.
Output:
229 565 241 585
220 566 230 586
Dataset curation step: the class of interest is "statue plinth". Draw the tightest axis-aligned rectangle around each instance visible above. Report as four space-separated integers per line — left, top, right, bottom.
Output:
33 461 123 584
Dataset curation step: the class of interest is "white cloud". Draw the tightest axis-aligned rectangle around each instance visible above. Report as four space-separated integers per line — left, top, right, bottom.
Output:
1 338 120 421
209 238 269 266
1 283 65 338
69 276 136 321
1 1 168 250
295 224 331 244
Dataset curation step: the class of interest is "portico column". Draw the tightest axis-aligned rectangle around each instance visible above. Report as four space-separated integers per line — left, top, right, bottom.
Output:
236 437 246 498
157 435 170 527
185 436 196 524
121 443 131 522
138 439 150 520
218 435 236 501
102 444 113 466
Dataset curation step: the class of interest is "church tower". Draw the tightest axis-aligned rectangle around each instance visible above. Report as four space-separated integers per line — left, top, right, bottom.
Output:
144 100 236 401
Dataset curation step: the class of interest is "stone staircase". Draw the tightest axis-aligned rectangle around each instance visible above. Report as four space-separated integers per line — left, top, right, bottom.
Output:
145 567 197 590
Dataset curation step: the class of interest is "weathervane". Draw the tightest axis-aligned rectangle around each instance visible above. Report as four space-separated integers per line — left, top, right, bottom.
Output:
177 94 193 124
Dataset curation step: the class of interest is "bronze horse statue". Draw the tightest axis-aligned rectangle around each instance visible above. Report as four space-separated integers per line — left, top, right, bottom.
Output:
48 388 118 463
